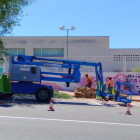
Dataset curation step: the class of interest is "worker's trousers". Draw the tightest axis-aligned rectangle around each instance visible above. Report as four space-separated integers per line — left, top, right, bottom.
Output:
109 87 113 95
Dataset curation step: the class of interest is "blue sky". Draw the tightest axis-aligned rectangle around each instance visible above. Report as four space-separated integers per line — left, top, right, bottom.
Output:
7 0 140 49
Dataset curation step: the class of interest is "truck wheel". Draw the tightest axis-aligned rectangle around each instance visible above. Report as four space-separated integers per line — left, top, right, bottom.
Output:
0 92 5 100
35 86 53 102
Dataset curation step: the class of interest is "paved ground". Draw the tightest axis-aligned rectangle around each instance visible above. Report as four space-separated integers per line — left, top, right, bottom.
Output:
0 91 139 140
0 93 140 140
0 104 140 140
58 91 140 105
0 91 140 107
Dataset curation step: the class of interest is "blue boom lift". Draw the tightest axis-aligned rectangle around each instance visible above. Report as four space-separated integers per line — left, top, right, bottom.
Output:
0 55 114 102
114 79 134 104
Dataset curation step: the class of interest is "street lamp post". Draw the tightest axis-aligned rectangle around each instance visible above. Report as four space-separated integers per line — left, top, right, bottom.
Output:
59 25 76 59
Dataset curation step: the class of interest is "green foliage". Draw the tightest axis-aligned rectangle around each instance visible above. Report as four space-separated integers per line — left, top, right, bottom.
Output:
0 0 35 35
80 87 85 90
0 38 9 64
131 63 140 72
0 0 35 64
15 92 72 99
53 92 72 99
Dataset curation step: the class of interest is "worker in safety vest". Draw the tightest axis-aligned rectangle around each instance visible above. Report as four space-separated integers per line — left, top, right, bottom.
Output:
85 73 92 88
103 81 107 92
108 76 114 96
94 79 102 100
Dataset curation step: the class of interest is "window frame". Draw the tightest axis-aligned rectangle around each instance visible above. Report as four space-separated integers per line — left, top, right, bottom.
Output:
6 48 25 56
33 48 64 57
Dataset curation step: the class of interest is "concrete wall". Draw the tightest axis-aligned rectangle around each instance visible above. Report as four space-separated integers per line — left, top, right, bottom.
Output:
40 72 140 95
1 36 140 95
68 36 109 57
2 36 140 73
110 49 140 72
110 49 140 56
1 36 109 58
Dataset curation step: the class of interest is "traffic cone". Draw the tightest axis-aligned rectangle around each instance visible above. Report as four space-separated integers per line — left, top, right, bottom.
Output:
125 103 131 115
48 98 54 111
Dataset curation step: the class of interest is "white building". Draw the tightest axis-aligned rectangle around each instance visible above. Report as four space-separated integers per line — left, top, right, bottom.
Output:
1 36 140 94
1 36 140 73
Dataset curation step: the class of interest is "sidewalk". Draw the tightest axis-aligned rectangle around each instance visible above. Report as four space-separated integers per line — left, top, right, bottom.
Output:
132 95 140 104
60 91 140 105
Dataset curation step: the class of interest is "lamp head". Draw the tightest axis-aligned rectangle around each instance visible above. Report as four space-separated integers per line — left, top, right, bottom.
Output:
59 25 65 30
71 25 76 30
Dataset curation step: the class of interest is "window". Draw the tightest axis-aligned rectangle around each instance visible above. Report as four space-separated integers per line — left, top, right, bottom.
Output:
115 54 139 61
49 49 57 56
6 49 25 55
34 49 41 56
18 49 25 55
42 49 49 56
118 55 120 61
114 55 118 61
10 49 17 55
0 67 3 74
34 48 64 57
114 55 124 61
31 67 36 74
131 55 132 61
57 49 64 56
126 55 130 61
133 55 137 61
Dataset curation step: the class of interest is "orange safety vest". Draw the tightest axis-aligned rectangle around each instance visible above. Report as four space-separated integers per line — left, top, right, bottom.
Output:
86 76 92 84
109 80 114 87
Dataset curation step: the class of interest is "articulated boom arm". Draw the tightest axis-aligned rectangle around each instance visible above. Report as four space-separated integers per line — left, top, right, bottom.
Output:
9 55 105 96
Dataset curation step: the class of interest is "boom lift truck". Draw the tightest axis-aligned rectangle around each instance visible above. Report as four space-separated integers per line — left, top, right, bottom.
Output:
0 55 111 102
0 55 134 104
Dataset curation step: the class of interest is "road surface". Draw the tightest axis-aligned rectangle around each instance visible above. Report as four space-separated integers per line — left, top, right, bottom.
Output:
0 96 139 140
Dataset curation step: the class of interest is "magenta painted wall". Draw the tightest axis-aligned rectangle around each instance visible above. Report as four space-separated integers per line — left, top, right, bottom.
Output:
41 72 140 96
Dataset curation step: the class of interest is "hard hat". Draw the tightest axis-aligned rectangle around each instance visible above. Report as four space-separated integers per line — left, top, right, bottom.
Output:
109 76 112 79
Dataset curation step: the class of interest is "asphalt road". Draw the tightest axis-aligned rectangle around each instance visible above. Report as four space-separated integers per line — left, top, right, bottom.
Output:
0 96 140 140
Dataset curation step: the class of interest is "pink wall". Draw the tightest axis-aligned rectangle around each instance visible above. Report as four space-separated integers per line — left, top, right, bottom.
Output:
42 73 140 95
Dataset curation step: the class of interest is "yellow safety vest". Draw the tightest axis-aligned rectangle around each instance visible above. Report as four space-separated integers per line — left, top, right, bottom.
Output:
95 81 101 89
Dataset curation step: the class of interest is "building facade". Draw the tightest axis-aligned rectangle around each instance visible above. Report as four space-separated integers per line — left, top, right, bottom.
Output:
2 36 140 73
1 36 140 94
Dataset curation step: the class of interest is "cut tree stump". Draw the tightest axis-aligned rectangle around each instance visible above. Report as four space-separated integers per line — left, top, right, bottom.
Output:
74 87 96 98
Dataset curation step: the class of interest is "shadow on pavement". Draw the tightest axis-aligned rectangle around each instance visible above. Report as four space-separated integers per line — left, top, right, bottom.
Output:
0 104 13 108
57 101 101 106
118 103 136 108
101 103 116 107
54 101 116 107
0 97 49 108
0 96 116 108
